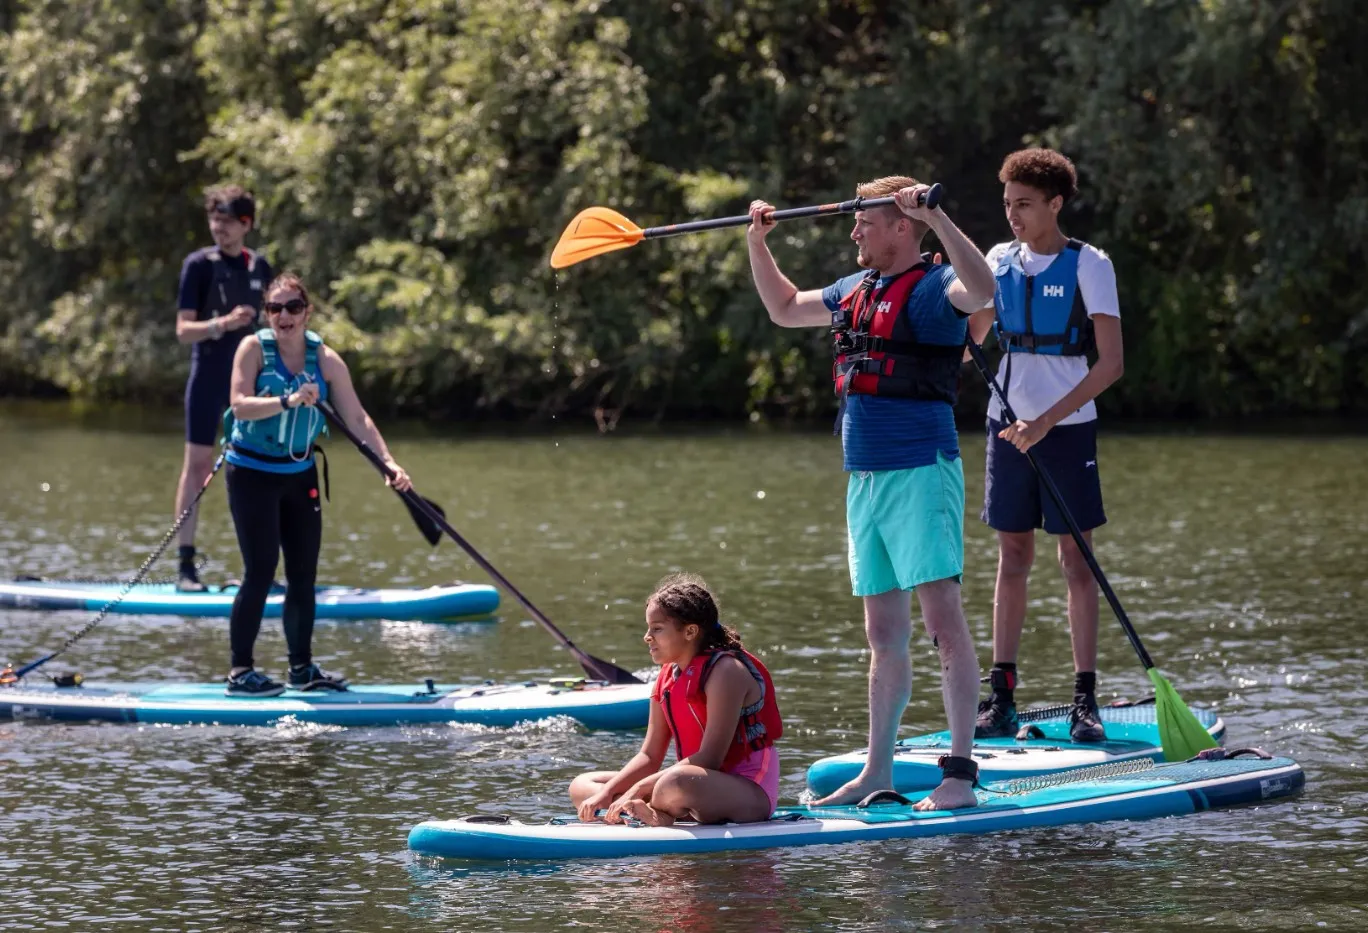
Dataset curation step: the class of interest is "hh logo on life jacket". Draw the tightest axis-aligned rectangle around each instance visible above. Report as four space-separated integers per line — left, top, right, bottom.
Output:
1042 285 1065 298
875 300 893 314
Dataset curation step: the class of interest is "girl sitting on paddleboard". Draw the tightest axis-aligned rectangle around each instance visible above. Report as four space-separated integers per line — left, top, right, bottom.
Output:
570 573 782 826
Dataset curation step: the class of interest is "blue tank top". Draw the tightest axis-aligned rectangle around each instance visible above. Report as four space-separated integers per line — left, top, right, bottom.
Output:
225 329 328 474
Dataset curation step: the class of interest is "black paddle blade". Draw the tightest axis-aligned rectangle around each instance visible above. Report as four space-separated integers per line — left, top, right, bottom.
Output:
581 653 642 685
400 492 445 547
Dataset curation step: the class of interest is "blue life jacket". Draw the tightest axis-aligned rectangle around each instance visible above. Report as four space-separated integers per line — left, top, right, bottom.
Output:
993 239 1093 356
224 329 328 474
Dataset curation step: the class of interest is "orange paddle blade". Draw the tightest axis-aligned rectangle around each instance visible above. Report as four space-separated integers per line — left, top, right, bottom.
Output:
550 207 645 268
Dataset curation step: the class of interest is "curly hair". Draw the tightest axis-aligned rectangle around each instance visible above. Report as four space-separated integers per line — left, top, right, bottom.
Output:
648 572 743 654
265 272 311 308
999 148 1078 203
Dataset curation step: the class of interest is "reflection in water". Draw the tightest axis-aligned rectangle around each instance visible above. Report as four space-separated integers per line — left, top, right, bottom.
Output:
407 847 800 932
0 406 1364 930
375 616 502 667
609 853 795 933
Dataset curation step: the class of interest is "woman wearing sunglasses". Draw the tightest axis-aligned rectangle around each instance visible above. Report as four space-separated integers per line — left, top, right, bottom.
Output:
221 273 413 696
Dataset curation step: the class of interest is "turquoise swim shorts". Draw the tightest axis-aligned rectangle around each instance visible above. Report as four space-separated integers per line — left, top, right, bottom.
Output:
846 452 965 597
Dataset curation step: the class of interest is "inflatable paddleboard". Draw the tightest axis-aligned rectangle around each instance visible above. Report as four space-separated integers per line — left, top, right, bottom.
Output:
806 699 1226 796
408 752 1302 860
0 678 650 729
0 578 499 621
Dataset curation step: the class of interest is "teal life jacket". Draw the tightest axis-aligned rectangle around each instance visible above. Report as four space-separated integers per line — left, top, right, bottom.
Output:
992 240 1094 356
223 329 329 474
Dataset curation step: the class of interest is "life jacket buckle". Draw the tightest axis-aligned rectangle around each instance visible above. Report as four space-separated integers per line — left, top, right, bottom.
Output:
835 332 871 356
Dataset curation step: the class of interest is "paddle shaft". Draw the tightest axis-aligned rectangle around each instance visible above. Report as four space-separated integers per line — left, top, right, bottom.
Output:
9 453 227 680
640 185 942 240
963 340 1156 671
317 402 641 684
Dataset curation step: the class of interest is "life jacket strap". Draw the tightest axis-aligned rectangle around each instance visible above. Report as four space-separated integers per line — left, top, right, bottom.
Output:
227 442 313 464
316 445 330 502
224 443 330 501
837 335 965 359
998 330 1085 353
704 649 774 752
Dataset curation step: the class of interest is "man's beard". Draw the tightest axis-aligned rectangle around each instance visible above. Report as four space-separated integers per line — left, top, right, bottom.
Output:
857 244 895 271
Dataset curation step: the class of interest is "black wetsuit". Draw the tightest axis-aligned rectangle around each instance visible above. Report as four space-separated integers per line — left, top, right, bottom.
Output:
177 247 273 445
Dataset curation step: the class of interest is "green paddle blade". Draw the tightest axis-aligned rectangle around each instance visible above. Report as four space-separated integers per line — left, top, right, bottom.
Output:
1148 668 1219 761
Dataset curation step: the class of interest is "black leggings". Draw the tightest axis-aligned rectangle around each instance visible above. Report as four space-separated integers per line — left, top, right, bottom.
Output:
225 463 323 670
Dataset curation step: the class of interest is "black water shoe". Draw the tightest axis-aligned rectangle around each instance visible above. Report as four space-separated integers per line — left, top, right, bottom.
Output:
288 664 348 692
176 564 207 593
225 669 286 698
974 693 1019 738
1069 693 1107 743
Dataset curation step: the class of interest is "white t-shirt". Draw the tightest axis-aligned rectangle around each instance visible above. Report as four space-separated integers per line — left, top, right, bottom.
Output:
983 240 1120 425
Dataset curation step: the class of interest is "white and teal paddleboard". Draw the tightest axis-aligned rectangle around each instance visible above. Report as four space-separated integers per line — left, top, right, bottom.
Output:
0 578 499 622
806 699 1225 796
0 678 650 729
408 753 1303 860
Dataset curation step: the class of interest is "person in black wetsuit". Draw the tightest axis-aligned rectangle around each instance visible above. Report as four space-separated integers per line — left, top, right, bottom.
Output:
172 185 273 591
221 272 412 696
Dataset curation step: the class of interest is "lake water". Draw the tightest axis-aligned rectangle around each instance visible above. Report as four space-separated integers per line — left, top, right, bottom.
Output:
1 403 1363 930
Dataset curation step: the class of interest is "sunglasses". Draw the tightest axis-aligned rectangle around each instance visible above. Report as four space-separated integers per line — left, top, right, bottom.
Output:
264 299 308 316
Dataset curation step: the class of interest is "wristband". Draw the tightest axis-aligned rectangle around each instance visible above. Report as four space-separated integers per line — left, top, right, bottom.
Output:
208 319 221 340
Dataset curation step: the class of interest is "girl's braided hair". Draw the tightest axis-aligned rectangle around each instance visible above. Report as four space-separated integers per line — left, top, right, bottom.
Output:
648 572 743 653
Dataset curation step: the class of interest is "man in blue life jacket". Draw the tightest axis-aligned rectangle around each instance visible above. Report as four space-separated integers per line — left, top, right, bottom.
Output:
966 148 1124 742
748 176 996 811
171 185 273 591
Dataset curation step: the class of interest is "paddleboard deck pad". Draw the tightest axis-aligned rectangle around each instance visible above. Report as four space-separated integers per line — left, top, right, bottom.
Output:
408 752 1302 860
806 699 1226 796
0 678 650 729
0 578 499 621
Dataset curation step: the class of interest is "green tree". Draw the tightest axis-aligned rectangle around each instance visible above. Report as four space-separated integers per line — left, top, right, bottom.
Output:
1 0 1363 420
0 0 209 397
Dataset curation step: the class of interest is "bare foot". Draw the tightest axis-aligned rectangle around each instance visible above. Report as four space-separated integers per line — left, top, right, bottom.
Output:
813 772 893 808
622 798 676 827
912 777 978 812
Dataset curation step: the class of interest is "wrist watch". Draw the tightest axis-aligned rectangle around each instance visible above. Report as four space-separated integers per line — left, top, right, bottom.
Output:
279 394 291 411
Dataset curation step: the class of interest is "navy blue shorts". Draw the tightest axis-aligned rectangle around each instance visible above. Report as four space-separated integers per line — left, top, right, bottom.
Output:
185 368 230 447
981 418 1106 534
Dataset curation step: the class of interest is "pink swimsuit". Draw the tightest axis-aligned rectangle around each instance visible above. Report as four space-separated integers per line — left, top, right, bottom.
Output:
726 744 780 815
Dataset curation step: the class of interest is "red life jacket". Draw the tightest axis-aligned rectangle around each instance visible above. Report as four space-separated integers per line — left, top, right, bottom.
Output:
831 264 964 404
654 648 783 772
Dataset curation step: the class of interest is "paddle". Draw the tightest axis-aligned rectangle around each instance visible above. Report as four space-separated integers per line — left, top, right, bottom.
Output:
962 339 1217 761
370 459 444 548
1 454 228 684
550 185 943 268
317 400 642 685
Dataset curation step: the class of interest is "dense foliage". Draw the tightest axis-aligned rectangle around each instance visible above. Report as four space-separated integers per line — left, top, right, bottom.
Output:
2 0 1364 421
